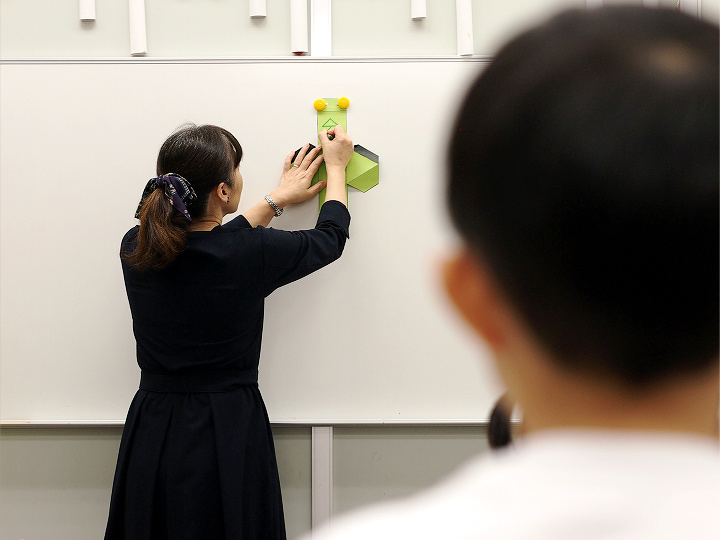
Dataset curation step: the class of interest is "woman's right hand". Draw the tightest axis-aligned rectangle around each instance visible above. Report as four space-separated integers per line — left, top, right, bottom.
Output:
319 125 353 171
318 126 352 207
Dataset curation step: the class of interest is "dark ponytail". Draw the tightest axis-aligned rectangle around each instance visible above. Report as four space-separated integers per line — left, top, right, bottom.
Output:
122 124 243 271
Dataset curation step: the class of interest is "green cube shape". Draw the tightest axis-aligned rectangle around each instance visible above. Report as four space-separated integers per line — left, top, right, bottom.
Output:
312 145 379 208
346 145 379 193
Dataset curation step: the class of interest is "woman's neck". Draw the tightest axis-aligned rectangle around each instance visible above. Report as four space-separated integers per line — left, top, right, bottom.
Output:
188 216 222 231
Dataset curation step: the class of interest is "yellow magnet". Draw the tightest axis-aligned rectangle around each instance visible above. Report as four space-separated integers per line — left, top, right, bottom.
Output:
337 97 350 109
314 99 327 111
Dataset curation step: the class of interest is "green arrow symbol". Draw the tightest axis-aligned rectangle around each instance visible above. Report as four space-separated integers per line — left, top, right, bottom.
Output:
322 118 338 129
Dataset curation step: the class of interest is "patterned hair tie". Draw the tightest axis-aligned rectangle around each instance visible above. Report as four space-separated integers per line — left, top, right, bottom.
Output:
134 173 198 221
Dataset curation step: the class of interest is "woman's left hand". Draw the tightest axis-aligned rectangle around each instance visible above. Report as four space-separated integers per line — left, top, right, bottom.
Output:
271 144 327 207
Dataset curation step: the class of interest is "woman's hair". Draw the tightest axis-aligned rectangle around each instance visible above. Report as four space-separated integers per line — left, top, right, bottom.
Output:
447 7 718 387
123 124 243 271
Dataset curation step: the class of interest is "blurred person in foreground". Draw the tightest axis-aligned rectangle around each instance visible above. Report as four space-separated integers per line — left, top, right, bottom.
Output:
310 6 719 539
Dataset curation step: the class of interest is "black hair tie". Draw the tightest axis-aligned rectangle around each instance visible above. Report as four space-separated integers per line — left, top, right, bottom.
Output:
134 173 197 221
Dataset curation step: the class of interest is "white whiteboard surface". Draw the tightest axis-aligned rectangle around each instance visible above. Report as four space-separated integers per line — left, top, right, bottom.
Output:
0 59 504 423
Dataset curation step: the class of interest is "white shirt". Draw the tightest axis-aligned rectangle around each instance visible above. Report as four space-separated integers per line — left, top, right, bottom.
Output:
308 430 720 540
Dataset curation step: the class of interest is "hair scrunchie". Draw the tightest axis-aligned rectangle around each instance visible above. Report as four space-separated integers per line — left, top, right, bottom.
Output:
134 173 198 221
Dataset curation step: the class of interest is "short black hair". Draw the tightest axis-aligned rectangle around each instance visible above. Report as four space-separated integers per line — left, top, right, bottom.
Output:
447 7 718 387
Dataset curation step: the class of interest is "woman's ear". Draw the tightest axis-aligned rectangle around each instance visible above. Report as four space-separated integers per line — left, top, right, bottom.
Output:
442 248 506 348
216 183 228 201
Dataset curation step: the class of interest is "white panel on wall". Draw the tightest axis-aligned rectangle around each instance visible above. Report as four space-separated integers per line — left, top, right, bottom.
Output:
471 0 585 56
0 0 130 57
333 426 487 516
0 426 313 540
332 0 458 56
704 0 720 25
143 0 293 57
0 0 296 58
679 0 700 17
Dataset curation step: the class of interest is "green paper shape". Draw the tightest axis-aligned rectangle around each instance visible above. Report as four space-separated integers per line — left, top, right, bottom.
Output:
311 98 379 210
346 150 379 193
317 98 347 133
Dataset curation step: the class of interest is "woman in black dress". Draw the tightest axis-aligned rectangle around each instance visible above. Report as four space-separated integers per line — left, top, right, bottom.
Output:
106 123 353 539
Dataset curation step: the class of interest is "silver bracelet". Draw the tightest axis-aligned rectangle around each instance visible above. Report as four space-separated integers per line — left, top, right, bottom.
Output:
264 195 283 217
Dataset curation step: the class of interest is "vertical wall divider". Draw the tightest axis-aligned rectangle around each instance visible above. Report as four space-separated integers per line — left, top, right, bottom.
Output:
79 0 96 21
128 0 147 56
291 0 309 55
310 0 333 56
311 425 334 532
411 0 427 20
455 0 474 56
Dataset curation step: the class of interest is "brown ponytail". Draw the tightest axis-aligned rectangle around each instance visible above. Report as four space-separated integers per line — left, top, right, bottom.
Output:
122 124 243 271
122 189 189 271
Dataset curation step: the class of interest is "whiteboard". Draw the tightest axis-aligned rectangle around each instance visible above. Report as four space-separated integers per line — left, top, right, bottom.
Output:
0 59 504 423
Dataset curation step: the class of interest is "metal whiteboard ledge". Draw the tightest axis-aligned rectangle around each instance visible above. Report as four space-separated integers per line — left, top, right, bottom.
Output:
0 56 491 65
1 419 494 428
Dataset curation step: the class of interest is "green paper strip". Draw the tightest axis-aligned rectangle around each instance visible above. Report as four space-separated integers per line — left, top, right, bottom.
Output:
313 98 348 207
317 98 348 134
311 98 379 209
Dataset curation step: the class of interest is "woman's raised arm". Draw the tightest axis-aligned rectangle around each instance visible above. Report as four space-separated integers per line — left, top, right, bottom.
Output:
243 127 353 228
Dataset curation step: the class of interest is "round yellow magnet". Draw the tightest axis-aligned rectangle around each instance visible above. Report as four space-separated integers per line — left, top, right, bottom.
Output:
337 97 350 109
314 99 327 111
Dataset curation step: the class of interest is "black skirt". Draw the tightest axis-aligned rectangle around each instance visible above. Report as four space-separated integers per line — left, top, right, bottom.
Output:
105 370 286 539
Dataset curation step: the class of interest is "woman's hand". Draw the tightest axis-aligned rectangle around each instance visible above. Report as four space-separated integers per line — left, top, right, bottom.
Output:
243 131 354 227
270 143 326 207
319 125 353 207
319 125 353 171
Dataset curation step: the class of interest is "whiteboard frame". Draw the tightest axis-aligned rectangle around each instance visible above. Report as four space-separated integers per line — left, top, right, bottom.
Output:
1 57 498 424
0 56 491 65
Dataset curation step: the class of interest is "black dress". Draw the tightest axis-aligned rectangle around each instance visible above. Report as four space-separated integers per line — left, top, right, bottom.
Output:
105 201 350 540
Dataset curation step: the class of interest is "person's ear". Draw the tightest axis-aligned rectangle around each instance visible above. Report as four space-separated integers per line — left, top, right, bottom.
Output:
442 248 506 348
216 182 229 202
